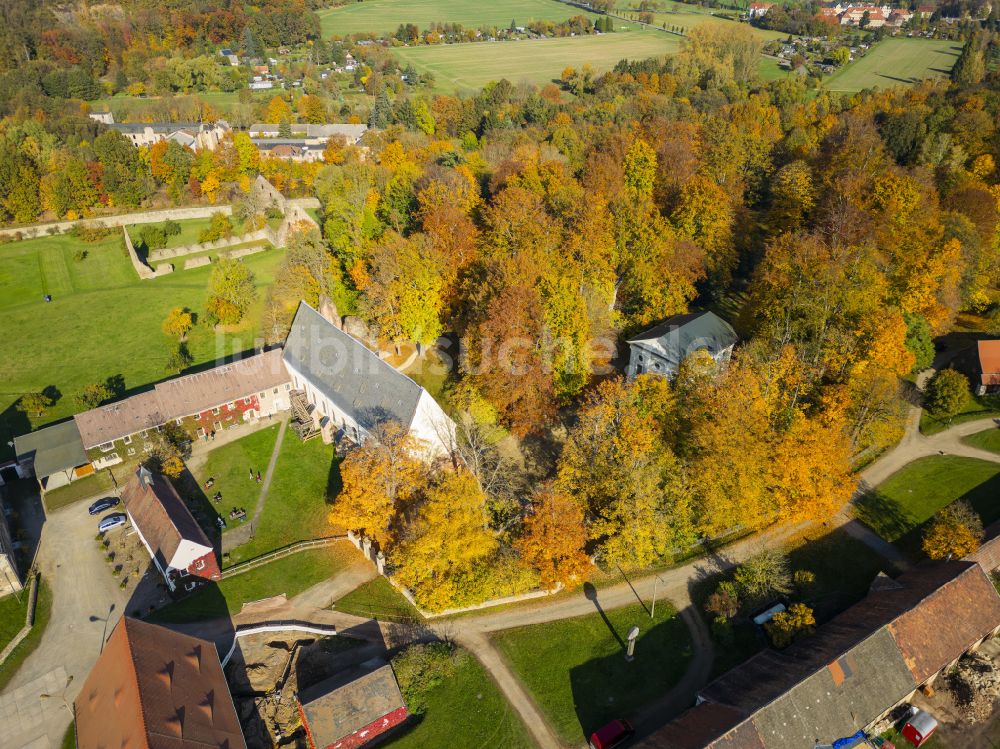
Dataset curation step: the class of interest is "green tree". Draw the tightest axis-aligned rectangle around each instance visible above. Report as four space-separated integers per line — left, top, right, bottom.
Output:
953 33 986 86
924 368 969 421
18 391 53 417
369 87 392 129
93 130 151 209
903 312 934 374
206 258 256 325
75 382 113 409
165 342 194 374
733 549 792 604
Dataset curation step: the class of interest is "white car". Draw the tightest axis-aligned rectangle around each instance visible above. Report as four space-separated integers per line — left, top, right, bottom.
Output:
98 513 127 533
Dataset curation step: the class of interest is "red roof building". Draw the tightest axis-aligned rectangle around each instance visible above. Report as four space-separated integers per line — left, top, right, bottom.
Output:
298 660 408 749
977 340 1000 393
121 466 221 592
74 617 246 749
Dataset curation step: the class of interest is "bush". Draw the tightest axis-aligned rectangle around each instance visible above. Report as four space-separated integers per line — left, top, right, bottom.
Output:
391 643 457 715
925 368 970 420
73 248 88 262
71 223 115 243
705 581 740 619
138 224 167 251
163 219 181 237
793 569 816 595
199 212 234 243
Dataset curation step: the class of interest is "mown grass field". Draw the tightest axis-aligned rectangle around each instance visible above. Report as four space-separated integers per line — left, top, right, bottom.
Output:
854 456 1000 546
319 0 601 37
964 426 1000 454
393 30 679 93
643 7 786 40
0 225 284 460
492 601 692 744
821 38 961 93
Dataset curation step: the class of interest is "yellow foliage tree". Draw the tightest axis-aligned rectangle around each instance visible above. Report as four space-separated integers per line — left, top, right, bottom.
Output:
516 483 591 591
922 500 983 560
162 307 194 340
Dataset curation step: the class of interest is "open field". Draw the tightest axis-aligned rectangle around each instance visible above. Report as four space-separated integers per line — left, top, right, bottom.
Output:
964 426 1000 454
147 546 352 623
225 434 341 565
643 8 786 40
821 38 961 93
386 647 535 749
854 456 1000 545
0 226 284 461
393 30 679 93
492 600 691 744
319 0 601 37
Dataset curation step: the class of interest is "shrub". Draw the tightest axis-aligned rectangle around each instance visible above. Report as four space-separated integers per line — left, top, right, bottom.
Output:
163 219 181 237
705 580 740 619
138 224 168 251
924 369 970 420
73 248 88 262
71 223 115 243
391 643 457 715
733 549 792 605
764 602 816 648
793 569 816 595
199 212 234 243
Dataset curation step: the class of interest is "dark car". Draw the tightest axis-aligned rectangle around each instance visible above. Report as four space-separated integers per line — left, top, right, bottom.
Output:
88 496 120 515
590 719 634 749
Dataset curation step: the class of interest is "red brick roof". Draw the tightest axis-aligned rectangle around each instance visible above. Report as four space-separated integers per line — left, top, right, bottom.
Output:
979 340 1000 386
74 617 245 749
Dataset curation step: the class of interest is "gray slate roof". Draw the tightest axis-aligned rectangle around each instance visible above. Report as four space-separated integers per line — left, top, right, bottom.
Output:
14 420 89 478
283 303 425 432
628 311 738 369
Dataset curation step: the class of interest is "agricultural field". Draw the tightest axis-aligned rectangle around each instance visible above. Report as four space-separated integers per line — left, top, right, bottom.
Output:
641 6 787 41
821 37 961 93
0 225 284 461
319 0 601 37
393 29 680 93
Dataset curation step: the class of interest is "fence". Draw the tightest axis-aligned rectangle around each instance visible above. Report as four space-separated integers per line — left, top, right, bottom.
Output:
220 536 347 580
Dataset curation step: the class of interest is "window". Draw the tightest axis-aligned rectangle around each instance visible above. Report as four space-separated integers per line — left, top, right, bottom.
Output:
285 383 291 390
226 401 235 410
258 391 266 398
243 397 252 405
213 407 220 416
273 388 278 394
127 447 136 456
175 418 183 425
123 435 132 445
194 559 205 571
106 452 119 461
194 413 201 420
140 430 148 439
99 442 114 453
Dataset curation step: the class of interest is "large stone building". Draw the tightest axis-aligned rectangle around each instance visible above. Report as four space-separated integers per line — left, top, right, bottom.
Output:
638 560 1000 749
74 617 246 749
282 302 457 459
625 311 738 380
103 121 231 150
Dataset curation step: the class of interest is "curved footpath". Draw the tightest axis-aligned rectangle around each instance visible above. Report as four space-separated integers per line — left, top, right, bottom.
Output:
4 367 999 748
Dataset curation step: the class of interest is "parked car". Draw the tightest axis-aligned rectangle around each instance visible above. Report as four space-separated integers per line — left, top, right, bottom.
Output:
98 513 128 533
88 496 120 515
589 719 634 749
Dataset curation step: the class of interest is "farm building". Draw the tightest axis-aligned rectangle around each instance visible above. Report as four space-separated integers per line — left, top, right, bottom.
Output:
282 301 457 459
637 560 1000 749
74 617 246 749
121 466 220 592
102 121 231 150
297 659 408 749
13 419 92 491
625 311 738 380
975 339 1000 394
74 348 291 470
248 123 369 144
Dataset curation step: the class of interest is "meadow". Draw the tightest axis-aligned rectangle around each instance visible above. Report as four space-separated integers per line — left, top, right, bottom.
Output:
392 29 679 93
319 0 601 37
821 37 961 93
0 225 284 460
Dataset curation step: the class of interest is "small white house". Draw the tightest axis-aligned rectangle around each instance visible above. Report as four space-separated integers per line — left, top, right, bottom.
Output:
625 311 738 380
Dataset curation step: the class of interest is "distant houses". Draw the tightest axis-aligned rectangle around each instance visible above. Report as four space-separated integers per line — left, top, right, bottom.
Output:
86 116 232 151
625 311 738 380
74 617 246 749
121 466 221 592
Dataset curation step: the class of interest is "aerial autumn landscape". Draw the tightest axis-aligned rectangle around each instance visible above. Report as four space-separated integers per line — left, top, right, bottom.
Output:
1 0 1000 747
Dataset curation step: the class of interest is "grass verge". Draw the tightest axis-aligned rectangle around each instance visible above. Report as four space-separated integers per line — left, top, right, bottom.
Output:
0 579 53 692
492 601 692 743
919 393 1000 435
146 546 351 624
962 426 1000 454
333 576 423 622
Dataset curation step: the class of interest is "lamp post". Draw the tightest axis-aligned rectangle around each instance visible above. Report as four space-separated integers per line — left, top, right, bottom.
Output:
650 574 666 619
625 625 640 662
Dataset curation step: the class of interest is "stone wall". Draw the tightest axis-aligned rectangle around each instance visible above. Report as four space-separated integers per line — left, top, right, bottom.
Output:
0 204 234 241
147 228 271 262
123 226 173 279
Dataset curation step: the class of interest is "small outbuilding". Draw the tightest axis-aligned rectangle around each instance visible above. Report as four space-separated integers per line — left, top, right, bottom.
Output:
975 339 1000 394
625 311 738 380
13 419 92 491
297 659 408 749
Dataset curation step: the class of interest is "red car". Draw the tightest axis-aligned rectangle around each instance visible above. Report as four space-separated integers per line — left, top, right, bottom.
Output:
590 719 634 749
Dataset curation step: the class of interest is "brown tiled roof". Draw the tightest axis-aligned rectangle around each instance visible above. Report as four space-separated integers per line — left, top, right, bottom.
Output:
638 561 1000 749
74 350 290 448
74 617 246 749
967 521 1000 572
121 467 212 574
298 661 406 748
979 340 1000 386
888 561 1000 683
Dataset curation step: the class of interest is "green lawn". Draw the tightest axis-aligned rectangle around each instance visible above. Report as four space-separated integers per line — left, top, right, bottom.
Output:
41 469 118 511
225 435 341 565
319 0 601 37
0 590 28 654
821 38 961 93
126 217 217 252
386 647 535 749
147 546 352 623
0 579 52 692
921 393 1000 435
0 228 285 461
392 30 679 93
964 426 1000 454
190 424 281 543
854 455 1000 545
759 56 791 81
333 576 423 622
644 8 786 40
492 601 692 744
